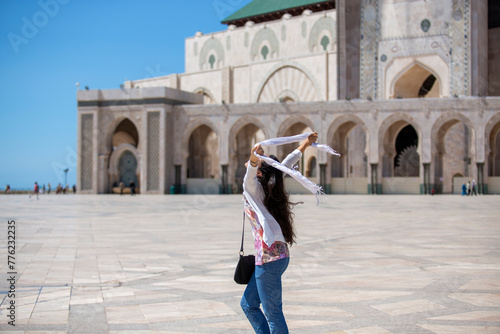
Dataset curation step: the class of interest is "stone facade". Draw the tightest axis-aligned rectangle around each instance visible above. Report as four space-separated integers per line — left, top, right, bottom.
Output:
77 0 500 195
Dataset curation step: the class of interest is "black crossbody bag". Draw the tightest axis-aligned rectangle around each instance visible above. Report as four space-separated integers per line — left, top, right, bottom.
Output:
234 211 255 284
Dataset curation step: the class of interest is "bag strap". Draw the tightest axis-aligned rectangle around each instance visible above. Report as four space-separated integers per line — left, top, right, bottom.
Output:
239 210 246 255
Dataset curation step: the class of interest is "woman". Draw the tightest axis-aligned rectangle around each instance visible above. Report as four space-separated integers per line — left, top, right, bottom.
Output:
241 132 318 334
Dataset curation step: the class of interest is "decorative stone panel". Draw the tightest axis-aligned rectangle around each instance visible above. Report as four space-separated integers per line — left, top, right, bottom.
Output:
250 28 279 61
199 38 225 70
147 112 160 191
360 0 379 99
80 114 94 191
450 0 470 96
308 16 336 52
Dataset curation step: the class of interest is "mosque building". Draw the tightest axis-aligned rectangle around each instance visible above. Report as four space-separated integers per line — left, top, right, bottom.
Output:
77 0 500 195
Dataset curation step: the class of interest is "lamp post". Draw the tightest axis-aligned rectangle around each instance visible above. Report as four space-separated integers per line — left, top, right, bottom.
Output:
64 168 69 188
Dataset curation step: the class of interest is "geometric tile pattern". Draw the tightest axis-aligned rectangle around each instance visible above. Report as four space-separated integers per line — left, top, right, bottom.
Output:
0 194 499 333
80 113 93 190
147 111 160 191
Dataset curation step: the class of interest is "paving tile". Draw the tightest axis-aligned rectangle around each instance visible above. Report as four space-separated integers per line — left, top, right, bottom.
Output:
371 299 446 315
418 324 500 333
0 194 498 333
140 299 236 322
448 293 500 307
430 310 500 321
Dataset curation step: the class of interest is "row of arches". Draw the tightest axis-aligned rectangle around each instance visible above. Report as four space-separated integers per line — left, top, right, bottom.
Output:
198 16 336 71
194 56 447 109
105 112 500 194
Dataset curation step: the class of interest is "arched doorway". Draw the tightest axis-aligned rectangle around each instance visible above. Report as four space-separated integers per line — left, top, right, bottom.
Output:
487 121 500 193
186 125 220 194
392 63 440 98
330 121 368 194
233 124 265 193
393 125 419 177
119 151 138 187
113 118 139 148
187 125 219 178
381 121 420 194
108 118 140 193
488 122 500 177
433 118 472 194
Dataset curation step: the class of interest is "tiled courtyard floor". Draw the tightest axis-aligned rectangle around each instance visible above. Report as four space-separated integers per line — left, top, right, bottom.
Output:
0 194 499 333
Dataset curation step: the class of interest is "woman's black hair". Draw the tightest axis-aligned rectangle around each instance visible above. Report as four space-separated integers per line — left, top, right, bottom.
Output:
258 155 299 245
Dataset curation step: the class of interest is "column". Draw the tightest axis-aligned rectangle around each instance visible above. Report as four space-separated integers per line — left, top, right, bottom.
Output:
477 162 484 194
319 164 328 194
221 165 229 194
423 163 431 194
174 165 182 194
370 163 379 194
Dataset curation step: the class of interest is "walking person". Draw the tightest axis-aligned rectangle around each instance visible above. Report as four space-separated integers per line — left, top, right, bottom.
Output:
240 132 318 334
30 182 40 200
129 179 136 195
471 179 477 195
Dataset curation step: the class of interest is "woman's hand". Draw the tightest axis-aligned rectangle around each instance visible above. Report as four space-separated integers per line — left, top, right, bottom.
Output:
298 132 318 153
306 132 318 146
249 144 263 167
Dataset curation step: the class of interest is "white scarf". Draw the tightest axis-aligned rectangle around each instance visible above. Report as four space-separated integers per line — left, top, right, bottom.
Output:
253 133 340 199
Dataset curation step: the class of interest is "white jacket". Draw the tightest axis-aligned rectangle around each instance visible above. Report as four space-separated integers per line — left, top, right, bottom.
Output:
242 149 302 246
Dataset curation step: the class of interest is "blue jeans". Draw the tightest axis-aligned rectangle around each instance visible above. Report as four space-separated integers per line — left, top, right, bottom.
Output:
241 257 289 334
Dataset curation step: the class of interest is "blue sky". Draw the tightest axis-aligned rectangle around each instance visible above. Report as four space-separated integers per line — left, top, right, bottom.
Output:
0 0 252 190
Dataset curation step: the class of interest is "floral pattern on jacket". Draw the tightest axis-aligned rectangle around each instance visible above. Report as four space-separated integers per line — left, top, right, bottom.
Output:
244 204 289 265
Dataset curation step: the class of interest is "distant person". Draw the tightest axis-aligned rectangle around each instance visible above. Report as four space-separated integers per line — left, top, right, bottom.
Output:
466 181 471 196
73 184 76 193
47 183 51 194
56 183 62 194
461 183 467 196
42 184 46 194
129 179 136 195
119 181 125 195
30 182 40 200
5 184 10 194
471 179 477 196
65 184 69 194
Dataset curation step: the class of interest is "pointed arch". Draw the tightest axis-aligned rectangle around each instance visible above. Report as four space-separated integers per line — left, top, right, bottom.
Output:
384 55 449 99
277 115 315 137
328 114 369 178
431 112 474 193
228 116 269 193
105 117 141 153
182 117 220 160
108 143 140 192
379 113 422 178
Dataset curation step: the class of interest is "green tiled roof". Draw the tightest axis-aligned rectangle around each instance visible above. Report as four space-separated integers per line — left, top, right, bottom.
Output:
221 0 327 24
